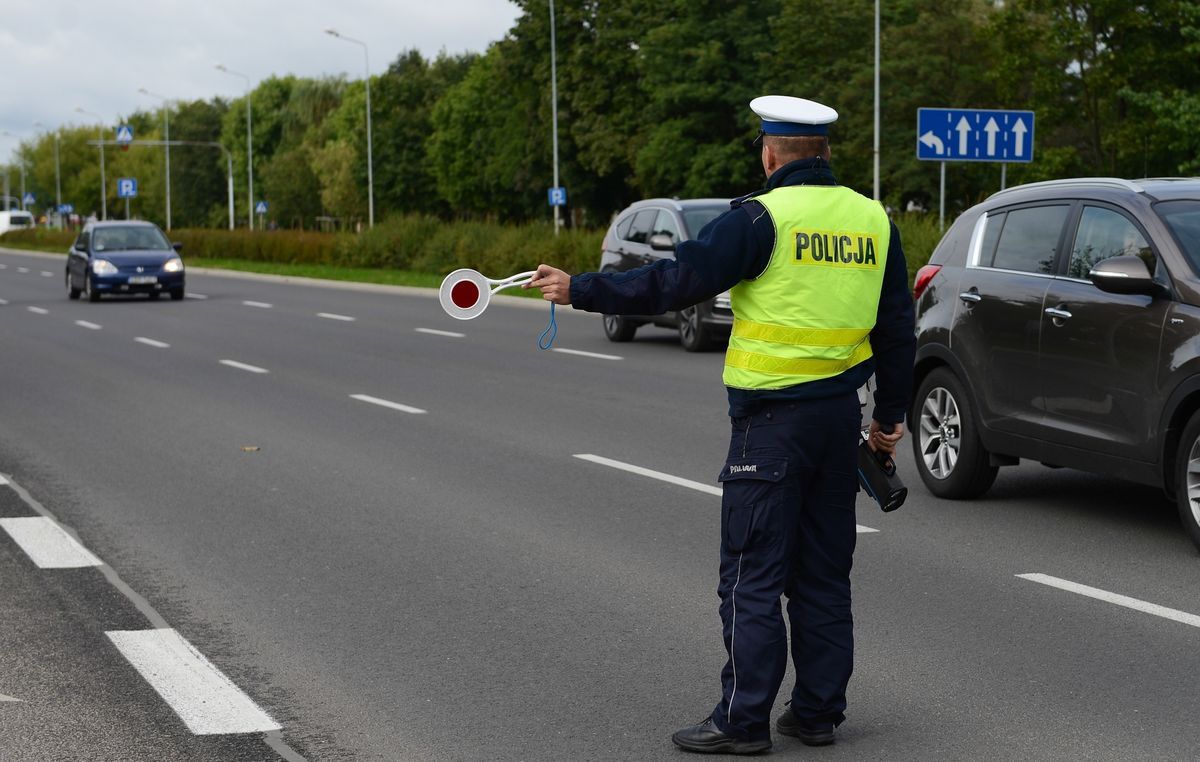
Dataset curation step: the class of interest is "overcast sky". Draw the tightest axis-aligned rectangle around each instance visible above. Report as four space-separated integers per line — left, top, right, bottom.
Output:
1 0 522 156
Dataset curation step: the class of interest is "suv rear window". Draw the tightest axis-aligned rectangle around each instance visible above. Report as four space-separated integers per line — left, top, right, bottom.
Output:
987 205 1069 274
1156 200 1200 273
625 210 658 244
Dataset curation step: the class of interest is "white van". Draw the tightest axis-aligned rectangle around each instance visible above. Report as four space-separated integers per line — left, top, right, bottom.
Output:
0 210 35 236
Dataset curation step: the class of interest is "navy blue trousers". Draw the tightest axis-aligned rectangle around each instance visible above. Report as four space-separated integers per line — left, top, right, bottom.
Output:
709 394 861 742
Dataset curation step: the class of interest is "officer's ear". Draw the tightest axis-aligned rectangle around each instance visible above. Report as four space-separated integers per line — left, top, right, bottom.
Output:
761 142 778 177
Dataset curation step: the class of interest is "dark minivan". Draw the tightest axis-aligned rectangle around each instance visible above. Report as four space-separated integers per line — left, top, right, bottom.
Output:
67 220 185 301
911 177 1200 550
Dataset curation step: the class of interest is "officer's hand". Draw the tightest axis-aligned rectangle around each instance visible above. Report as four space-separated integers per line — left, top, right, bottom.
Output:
525 264 572 305
868 420 904 455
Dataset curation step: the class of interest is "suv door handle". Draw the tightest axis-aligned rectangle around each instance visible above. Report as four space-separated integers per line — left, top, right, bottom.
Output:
1044 306 1072 320
958 291 982 304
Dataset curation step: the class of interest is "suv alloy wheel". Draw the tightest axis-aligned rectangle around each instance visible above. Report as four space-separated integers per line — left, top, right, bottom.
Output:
911 367 998 499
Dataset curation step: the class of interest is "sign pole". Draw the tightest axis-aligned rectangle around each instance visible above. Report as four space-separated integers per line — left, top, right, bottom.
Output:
549 0 561 236
1000 163 1007 191
125 197 130 220
939 162 946 232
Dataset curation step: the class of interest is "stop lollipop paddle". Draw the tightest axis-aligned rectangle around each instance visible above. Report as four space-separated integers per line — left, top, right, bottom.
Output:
439 268 557 348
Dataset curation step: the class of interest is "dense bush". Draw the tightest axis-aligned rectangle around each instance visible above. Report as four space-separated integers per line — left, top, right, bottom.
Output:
2 212 939 287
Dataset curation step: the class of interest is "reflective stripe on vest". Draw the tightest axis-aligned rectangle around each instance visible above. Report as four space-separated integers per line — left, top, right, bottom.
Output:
723 185 890 390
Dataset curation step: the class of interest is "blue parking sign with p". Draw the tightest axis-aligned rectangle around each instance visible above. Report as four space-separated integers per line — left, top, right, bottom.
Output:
117 178 137 198
548 187 567 207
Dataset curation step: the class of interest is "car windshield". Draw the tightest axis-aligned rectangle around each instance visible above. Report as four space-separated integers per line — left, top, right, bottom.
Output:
682 206 727 239
10 213 32 227
1155 200 1200 273
93 226 172 252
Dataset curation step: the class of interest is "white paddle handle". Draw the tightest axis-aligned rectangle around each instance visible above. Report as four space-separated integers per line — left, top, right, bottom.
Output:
488 270 537 295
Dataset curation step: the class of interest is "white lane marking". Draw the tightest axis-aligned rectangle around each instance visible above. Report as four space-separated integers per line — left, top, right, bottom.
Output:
0 298 8 305
575 453 879 534
317 312 356 322
219 359 269 374
106 628 281 735
135 337 171 348
349 393 427 415
1017 573 1200 629
75 320 102 330
0 516 103 568
40 271 53 277
0 474 8 485
0 263 7 268
415 327 465 338
0 693 21 702
27 306 48 315
242 300 273 309
186 293 208 300
16 267 29 273
552 347 623 361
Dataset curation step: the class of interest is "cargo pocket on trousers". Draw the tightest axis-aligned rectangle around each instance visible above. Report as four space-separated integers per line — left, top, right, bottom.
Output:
718 457 788 553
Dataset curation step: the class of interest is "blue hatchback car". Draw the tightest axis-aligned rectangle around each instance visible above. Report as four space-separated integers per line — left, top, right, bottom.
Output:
66 220 185 301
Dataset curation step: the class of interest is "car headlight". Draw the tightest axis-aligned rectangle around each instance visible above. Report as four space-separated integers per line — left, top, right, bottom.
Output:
163 257 184 273
91 259 118 275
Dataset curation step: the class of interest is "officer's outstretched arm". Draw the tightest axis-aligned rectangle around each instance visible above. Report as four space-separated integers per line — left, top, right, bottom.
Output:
526 264 573 305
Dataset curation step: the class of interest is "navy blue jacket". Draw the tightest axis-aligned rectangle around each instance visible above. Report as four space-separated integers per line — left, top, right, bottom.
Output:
569 158 916 423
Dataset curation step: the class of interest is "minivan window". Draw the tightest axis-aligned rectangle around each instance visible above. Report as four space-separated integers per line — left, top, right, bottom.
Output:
625 209 658 244
682 206 726 238
989 205 1068 274
1068 206 1154 279
1156 200 1200 274
615 214 634 241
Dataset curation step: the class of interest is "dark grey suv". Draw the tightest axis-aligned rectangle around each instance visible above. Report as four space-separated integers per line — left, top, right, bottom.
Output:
598 198 732 351
911 177 1200 550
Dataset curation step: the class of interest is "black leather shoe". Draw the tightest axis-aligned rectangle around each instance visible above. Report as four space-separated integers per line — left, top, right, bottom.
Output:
775 709 835 746
671 717 772 754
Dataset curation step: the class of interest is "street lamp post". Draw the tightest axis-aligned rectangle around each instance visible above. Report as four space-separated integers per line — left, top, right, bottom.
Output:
34 121 62 227
74 107 109 220
1 131 27 210
325 29 374 228
138 89 173 230
873 0 880 202
549 0 561 235
215 64 254 228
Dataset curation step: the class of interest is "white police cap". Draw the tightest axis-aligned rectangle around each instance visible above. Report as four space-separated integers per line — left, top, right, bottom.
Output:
750 95 838 137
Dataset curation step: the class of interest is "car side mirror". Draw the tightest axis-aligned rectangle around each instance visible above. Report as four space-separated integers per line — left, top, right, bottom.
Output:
649 233 675 252
172 242 183 252
1088 255 1156 296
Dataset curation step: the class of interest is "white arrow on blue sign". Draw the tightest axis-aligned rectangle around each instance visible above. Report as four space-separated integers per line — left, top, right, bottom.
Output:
115 125 134 145
117 178 138 198
547 187 567 207
255 201 268 214
917 108 1034 163
58 203 74 214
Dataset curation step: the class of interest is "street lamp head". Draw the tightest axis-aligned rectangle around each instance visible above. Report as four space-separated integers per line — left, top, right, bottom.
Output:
215 63 227 72
325 28 340 37
138 87 149 95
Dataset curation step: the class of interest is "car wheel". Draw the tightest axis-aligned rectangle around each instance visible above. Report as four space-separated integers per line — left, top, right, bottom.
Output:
910 367 998 498
66 271 80 300
678 305 715 352
602 314 636 342
1173 411 1200 552
170 288 185 301
84 275 100 302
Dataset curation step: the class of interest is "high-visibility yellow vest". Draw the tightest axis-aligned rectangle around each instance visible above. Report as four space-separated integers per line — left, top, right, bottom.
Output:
723 185 890 390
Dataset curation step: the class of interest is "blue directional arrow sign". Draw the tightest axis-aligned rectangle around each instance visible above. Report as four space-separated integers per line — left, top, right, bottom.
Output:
115 125 134 145
117 178 137 198
917 108 1034 163
58 203 74 214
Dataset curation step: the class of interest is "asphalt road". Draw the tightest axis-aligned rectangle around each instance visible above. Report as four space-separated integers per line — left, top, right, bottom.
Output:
2 245 1199 761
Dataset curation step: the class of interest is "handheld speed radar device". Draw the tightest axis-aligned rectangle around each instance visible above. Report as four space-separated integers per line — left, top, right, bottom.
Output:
858 424 907 512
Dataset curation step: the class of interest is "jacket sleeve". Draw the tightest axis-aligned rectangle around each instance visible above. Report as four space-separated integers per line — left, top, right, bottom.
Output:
869 221 917 426
568 205 772 315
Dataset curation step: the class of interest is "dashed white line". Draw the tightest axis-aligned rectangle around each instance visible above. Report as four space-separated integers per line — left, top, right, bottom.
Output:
75 320 102 330
186 293 208 300
242 300 273 309
135 337 171 348
0 516 103 568
40 271 53 278
552 348 623 361
106 628 281 735
0 298 8 305
219 359 269 374
574 453 879 534
0 263 7 269
1017 573 1200 629
349 393 427 415
317 312 356 322
415 327 465 338
16 267 29 273
27 306 47 315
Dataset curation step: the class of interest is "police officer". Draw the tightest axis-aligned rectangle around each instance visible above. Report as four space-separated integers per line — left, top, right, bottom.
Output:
527 95 915 754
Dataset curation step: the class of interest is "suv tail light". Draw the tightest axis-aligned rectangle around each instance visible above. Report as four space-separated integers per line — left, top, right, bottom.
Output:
913 264 942 301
